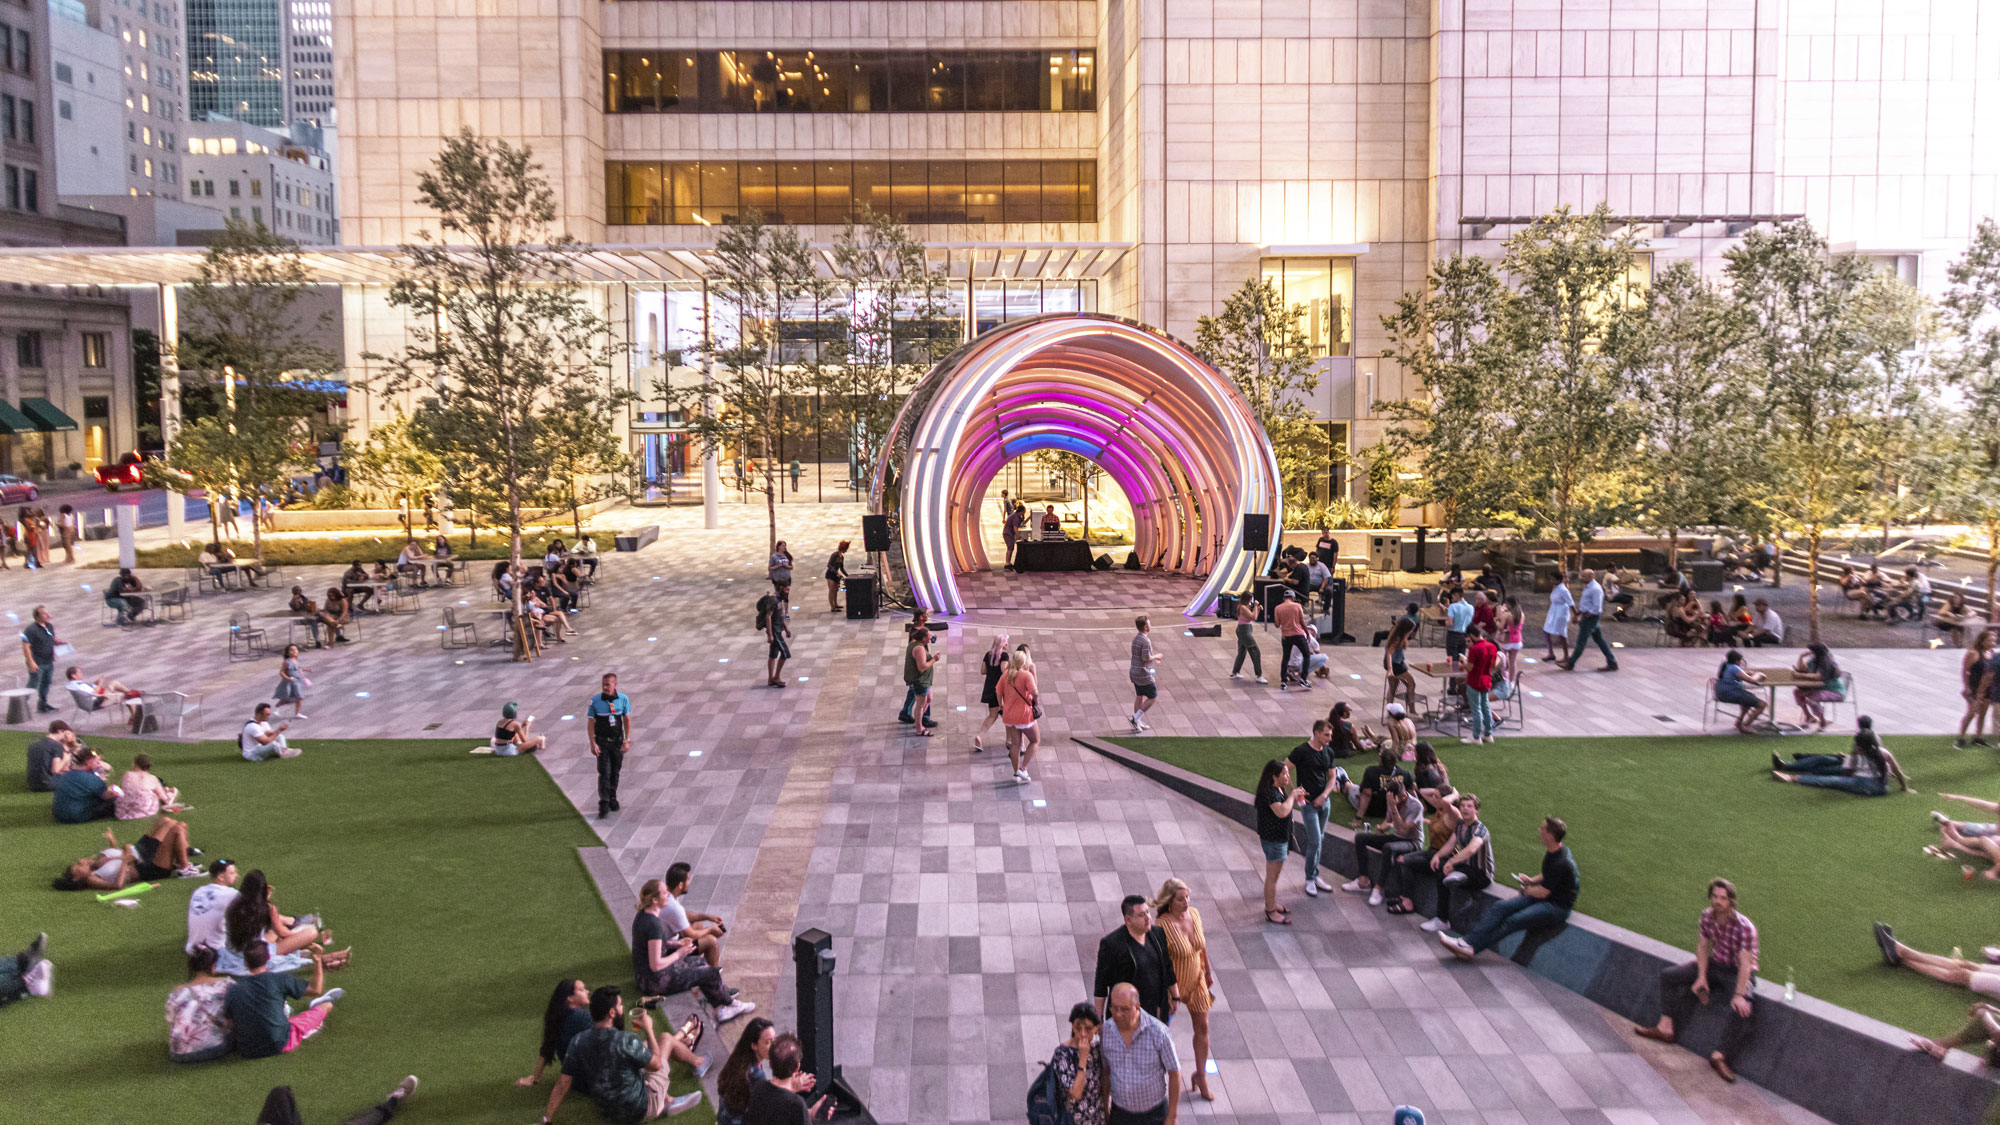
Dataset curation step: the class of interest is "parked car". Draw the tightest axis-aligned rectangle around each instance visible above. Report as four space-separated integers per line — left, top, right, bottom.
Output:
0 474 37 503
94 450 149 491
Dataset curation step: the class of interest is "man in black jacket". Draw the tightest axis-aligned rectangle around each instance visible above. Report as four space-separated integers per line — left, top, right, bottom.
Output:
1092 894 1177 1024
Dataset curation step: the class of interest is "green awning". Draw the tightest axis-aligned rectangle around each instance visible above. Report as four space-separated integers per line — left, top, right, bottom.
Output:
19 398 77 432
0 400 35 434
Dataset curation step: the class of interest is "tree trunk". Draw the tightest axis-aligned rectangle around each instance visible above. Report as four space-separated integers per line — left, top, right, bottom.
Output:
1666 528 1679 571
505 427 530 663
1805 529 1822 644
1987 521 1999 624
251 490 264 562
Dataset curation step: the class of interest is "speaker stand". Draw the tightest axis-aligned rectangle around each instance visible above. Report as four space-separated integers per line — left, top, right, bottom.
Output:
817 1067 876 1124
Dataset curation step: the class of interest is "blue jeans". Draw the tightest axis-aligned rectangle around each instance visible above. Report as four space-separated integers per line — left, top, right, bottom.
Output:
26 661 53 708
1295 799 1330 880
1466 687 1493 739
1567 613 1615 667
1795 774 1886 796
1462 895 1571 953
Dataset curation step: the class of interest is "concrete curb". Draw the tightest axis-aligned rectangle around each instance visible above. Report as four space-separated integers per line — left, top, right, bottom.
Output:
1075 735 2000 1125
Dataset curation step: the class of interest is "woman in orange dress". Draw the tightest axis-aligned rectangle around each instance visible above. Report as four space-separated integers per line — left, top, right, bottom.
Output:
1151 877 1216 1101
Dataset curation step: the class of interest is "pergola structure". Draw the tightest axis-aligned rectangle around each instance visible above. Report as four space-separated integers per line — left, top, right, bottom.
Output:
874 313 1281 618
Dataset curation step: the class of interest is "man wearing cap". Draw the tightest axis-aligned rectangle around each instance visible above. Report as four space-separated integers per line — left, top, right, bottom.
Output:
1272 590 1312 691
186 860 240 954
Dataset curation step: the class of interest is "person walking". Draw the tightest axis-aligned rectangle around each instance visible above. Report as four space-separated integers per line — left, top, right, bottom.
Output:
763 595 791 688
1636 878 1759 1084
1542 575 1574 660
1129 617 1161 733
1228 593 1265 683
974 632 1010 753
905 621 940 737
1099 983 1181 1125
1557 569 1618 672
1000 649 1042 783
1288 721 1339 898
1442 816 1578 959
1091 895 1177 1024
1272 591 1312 691
1151 879 1215 1102
1463 630 1500 744
788 458 801 493
587 673 631 820
273 644 309 721
20 606 60 714
1384 604 1418 711
767 541 793 602
1256 758 1308 925
56 504 77 565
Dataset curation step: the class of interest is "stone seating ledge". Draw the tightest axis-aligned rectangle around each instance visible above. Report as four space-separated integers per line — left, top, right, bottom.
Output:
1074 735 1999 1125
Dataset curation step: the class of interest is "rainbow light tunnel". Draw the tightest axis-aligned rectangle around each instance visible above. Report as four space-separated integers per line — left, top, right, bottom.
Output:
872 313 1282 617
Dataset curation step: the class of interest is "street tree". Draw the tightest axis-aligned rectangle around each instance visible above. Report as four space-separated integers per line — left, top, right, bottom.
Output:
1848 271 1945 553
366 128 623 660
827 208 956 485
1941 219 2000 613
345 406 445 542
1194 278 1335 505
538 381 637 541
1725 218 1876 642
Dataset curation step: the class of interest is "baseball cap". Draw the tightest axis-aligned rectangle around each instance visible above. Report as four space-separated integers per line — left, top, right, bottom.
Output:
206 859 233 878
1386 702 1406 717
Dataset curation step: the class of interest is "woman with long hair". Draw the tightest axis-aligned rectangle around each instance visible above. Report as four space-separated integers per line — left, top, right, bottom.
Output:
824 540 849 613
1411 741 1450 811
1255 758 1307 925
1497 595 1524 680
632 879 750 1025
974 632 1009 753
1151 878 1216 1100
715 1017 777 1125
1772 716 1910 796
218 869 344 975
999 647 1041 783
1791 642 1843 730
517 978 592 1086
1963 631 2000 748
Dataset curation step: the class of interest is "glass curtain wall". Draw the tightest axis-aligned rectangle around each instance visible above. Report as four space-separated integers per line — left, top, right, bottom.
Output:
607 160 1096 226
606 49 1093 114
188 0 285 127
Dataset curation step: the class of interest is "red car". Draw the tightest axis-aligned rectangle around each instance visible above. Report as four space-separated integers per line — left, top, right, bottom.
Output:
95 451 148 491
0 473 36 503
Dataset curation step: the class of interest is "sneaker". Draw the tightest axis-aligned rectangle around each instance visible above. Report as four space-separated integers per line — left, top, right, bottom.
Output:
897 714 915 724
1256 676 1268 684
177 866 204 879
1129 716 1143 733
1315 876 1336 892
1231 672 1243 680
1934 810 1952 827
23 960 52 997
276 747 303 759
1441 871 1468 886
1017 770 1033 783
1136 716 1151 731
665 1092 703 1117
1368 888 1385 907
1419 916 1451 933
308 987 343 1009
1304 881 1320 897
293 713 309 720
693 1055 714 1079
389 1076 418 1104
1440 934 1475 960
187 848 202 858
1340 878 1369 893
1873 922 1900 967
715 999 757 1023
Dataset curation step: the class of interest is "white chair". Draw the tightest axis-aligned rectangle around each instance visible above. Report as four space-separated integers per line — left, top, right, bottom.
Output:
151 691 204 739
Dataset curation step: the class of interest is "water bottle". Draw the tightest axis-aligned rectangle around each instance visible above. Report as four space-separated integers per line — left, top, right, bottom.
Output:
1783 966 1795 1001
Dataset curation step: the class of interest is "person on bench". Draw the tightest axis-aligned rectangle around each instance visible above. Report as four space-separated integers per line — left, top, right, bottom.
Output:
1635 878 1759 1084
1340 775 1425 906
1441 816 1578 961
631 879 755 1024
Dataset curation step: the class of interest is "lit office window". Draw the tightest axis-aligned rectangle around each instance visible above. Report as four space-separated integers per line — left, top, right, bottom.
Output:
607 159 1095 226
1259 258 1356 358
605 49 1093 114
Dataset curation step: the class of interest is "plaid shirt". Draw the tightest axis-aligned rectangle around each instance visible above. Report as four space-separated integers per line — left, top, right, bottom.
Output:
1099 1011 1178 1113
1699 907 1758 971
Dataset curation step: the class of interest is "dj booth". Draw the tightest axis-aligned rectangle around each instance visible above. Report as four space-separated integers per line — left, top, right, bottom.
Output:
1012 539 1095 572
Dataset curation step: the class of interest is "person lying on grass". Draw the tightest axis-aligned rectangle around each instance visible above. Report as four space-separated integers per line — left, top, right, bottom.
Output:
53 816 202 889
0 931 51 1006
1873 923 2000 1010
1771 716 1910 797
519 978 709 1088
1911 1002 2000 1067
1931 794 2000 878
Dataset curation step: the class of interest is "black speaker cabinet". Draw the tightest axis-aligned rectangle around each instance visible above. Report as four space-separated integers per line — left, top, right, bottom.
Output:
844 574 877 619
1241 513 1270 552
861 514 892 553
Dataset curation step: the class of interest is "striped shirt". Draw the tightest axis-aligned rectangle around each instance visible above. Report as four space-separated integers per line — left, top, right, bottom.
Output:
1099 1010 1178 1113
1699 907 1759 971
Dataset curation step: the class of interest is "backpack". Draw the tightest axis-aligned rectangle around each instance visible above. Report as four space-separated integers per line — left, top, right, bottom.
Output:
1025 1059 1072 1125
754 595 774 633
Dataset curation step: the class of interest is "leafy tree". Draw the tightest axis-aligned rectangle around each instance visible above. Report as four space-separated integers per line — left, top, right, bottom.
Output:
168 219 336 558
1614 261 1755 568
1194 278 1336 504
537 382 637 540
1940 219 2000 614
1848 271 1945 552
1031 449 1103 544
666 213 839 549
826 208 956 484
365 128 622 660
1725 219 1875 642
345 407 445 542
1376 253 1513 561
1486 204 1644 573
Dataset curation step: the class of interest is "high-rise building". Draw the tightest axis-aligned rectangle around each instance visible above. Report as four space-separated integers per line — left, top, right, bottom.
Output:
187 0 280 127
180 116 333 242
326 0 1999 487
283 0 327 127
46 0 187 201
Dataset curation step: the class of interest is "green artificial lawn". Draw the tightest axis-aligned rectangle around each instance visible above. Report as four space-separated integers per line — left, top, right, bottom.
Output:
107 531 619 570
0 732 710 1125
1122 731 1996 1038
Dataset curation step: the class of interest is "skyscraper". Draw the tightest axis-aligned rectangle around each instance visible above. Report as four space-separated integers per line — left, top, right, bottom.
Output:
187 0 281 127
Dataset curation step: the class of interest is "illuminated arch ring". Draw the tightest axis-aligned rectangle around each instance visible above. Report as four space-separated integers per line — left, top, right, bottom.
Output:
878 313 1281 618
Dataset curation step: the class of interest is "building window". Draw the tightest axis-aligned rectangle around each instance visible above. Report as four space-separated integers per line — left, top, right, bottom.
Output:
606 159 1096 226
228 179 239 196
249 178 260 196
0 94 12 141
80 332 110 368
605 49 1094 114
55 62 71 84
16 331 43 369
1259 257 1356 359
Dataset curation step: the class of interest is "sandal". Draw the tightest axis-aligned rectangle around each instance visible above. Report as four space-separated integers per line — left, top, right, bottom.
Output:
1385 900 1412 915
1265 909 1291 925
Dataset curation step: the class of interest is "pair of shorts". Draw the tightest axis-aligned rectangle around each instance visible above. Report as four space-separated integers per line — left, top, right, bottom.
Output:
1390 655 1407 675
908 683 932 696
768 637 791 660
1132 682 1158 699
1973 970 2000 999
133 833 174 881
1260 838 1289 863
1444 632 1467 659
1498 641 1523 652
1957 822 2000 838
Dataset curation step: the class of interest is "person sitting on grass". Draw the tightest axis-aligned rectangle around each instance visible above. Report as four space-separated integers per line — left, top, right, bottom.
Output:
341 561 375 612
1411 741 1451 812
115 753 180 820
54 817 201 889
50 748 119 823
1932 794 2000 878
1873 923 2000 1007
1441 816 1579 962
632 879 754 1025
25 720 78 793
492 702 547 757
240 703 302 761
1634 878 1760 1084
0 932 51 1006
224 942 340 1059
1911 1003 2000 1069
65 666 140 716
540 985 705 1122
1771 716 1910 796
221 869 346 974
520 978 704 1089
747 1034 830 1125
1344 745 1413 823
166 947 234 1063
1713 650 1767 734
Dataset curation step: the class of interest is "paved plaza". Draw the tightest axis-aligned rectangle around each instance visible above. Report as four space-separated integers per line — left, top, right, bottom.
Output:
8 502 1970 1124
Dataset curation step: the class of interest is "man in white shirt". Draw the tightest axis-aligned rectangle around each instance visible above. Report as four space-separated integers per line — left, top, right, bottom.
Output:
240 704 301 761
186 861 240 953
1749 599 1785 647
1557 569 1619 672
662 862 728 968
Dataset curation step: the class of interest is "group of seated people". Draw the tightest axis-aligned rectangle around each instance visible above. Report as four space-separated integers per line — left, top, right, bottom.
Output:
1711 643 1848 734
493 543 596 646
195 542 268 589
393 533 463 587
29 722 187 826
1436 563 1508 603
1665 593 1785 648
1835 563 1933 623
289 584 355 646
